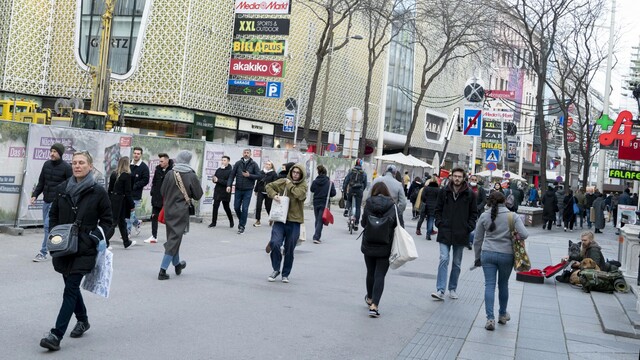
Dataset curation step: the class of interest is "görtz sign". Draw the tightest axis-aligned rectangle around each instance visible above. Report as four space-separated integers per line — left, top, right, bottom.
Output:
235 0 291 15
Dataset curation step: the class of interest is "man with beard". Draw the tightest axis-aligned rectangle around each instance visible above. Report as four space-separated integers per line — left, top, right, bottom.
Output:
227 149 261 234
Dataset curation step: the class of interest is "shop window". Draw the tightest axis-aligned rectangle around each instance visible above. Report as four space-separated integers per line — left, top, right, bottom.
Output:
213 128 236 144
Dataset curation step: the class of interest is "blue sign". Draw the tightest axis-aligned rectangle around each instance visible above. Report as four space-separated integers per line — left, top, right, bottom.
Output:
463 109 482 137
283 112 295 133
486 162 497 171
266 82 282 98
485 149 500 163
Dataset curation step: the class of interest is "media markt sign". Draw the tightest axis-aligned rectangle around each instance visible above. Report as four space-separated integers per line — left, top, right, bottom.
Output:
232 39 286 56
235 0 291 15
229 59 285 78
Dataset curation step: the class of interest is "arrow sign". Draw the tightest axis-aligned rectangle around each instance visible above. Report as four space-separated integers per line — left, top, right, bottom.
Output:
463 109 482 137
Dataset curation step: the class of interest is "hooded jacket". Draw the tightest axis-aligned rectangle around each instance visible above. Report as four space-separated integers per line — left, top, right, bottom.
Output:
150 160 174 208
31 158 72 203
310 174 336 208
342 165 368 193
266 163 307 223
361 194 397 257
227 157 261 191
434 181 478 246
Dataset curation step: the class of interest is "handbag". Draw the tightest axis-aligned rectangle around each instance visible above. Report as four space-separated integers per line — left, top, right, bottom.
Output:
389 205 419 269
81 249 114 298
174 171 196 216
508 213 531 272
48 223 80 257
158 207 166 224
322 182 334 225
269 186 290 223
573 197 580 215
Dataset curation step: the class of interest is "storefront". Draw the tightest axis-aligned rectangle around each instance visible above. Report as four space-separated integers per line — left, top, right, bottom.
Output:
212 115 237 143
122 104 194 138
193 112 215 141
236 119 274 147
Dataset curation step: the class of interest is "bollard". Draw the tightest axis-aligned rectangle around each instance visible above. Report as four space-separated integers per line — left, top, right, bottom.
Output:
638 254 640 286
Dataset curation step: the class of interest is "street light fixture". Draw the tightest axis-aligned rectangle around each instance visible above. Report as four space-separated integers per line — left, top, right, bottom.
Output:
315 33 364 155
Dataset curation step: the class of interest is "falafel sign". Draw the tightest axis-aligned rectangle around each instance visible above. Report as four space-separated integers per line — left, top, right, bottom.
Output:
229 59 285 78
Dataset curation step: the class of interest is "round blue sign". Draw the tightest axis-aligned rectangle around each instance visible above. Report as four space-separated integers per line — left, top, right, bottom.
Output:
556 176 563 182
504 172 511 178
487 162 497 171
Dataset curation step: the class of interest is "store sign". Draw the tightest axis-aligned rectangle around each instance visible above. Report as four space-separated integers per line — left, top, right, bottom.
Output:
122 104 193 123
215 115 237 129
233 17 290 36
229 59 285 78
481 142 502 150
483 109 514 122
194 114 215 129
618 138 640 161
227 79 282 98
238 119 274 135
234 0 291 15
424 113 444 141
486 90 516 100
608 168 640 181
232 39 286 56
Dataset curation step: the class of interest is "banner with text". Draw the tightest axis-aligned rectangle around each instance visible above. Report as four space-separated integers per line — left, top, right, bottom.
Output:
0 121 29 224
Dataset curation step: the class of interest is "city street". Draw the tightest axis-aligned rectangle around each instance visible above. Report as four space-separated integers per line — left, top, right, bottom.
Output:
1 208 639 359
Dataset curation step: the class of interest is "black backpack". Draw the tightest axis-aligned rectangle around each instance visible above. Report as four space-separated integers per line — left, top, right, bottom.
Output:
349 168 364 190
364 214 393 245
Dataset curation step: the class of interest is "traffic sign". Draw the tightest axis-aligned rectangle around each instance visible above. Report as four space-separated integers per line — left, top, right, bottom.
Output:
464 79 485 102
285 97 297 111
266 82 282 98
486 162 497 171
566 130 576 142
327 143 337 152
504 172 511 178
485 149 500 163
463 109 482 137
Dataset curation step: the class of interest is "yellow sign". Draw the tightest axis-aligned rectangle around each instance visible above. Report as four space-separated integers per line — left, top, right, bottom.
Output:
481 142 503 150
232 39 286 56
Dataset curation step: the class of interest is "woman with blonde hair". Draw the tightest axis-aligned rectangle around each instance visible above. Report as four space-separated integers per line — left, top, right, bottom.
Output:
107 156 136 249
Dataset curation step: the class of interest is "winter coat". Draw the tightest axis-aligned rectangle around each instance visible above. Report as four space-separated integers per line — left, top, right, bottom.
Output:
470 186 487 214
408 180 422 204
161 168 204 256
555 188 565 211
227 157 261 191
360 194 398 258
569 241 614 271
150 161 174 208
130 160 150 200
434 182 478 246
593 197 606 230
421 184 440 216
212 165 232 202
562 195 576 222
371 172 407 212
575 191 586 209
108 172 135 221
585 193 596 208
513 188 524 208
50 180 113 277
527 188 539 203
310 174 336 208
254 169 278 194
266 163 308 224
618 192 631 205
31 159 72 203
342 166 368 194
542 190 558 221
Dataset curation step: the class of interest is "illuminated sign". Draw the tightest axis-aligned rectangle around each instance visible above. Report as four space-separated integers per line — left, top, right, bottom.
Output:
234 17 290 36
229 59 285 78
608 169 640 181
232 39 286 56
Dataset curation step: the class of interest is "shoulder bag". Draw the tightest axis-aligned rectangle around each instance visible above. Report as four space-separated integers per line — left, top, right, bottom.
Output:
48 200 83 258
322 182 334 225
508 212 531 272
174 171 195 215
389 205 419 269
269 185 290 223
572 197 580 215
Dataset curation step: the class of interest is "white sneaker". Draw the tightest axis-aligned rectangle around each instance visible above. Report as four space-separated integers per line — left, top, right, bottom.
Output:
107 246 113 250
449 290 459 299
124 240 137 249
144 236 157 244
431 291 445 301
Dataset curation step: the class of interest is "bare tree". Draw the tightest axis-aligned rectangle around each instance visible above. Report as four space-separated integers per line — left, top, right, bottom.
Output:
357 0 410 158
402 0 491 155
299 0 361 145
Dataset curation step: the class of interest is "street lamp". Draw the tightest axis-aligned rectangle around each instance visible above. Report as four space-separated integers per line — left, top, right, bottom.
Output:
316 33 364 155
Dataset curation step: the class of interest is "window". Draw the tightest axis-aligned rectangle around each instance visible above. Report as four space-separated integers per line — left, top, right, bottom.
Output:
76 0 150 80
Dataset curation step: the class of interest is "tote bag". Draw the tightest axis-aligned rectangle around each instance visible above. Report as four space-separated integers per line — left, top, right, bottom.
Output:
82 249 114 298
508 213 531 272
389 205 419 269
322 181 334 225
269 187 289 223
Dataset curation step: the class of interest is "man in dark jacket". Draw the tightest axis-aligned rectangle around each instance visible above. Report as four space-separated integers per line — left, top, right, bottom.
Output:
310 165 336 243
554 182 564 227
227 148 261 234
585 188 596 229
209 155 234 228
128 147 150 236
467 174 486 249
542 186 558 230
342 159 368 230
144 153 173 244
31 143 72 262
432 167 478 301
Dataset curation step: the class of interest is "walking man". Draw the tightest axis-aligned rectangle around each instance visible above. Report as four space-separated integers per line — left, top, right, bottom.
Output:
145 153 173 243
371 164 406 227
227 148 261 234
128 147 150 236
209 155 234 228
432 167 478 300
31 143 72 262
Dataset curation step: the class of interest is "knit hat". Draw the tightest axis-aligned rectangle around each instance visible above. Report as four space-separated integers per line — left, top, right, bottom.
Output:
386 164 397 174
50 143 65 158
174 150 192 164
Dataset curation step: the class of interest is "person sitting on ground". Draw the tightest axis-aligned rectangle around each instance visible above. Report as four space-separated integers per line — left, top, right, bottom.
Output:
562 231 618 272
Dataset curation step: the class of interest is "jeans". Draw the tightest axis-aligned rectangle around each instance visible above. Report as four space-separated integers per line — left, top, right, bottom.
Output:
255 192 272 221
469 231 475 246
436 243 464 292
212 199 233 226
269 221 300 277
234 189 253 228
416 213 434 236
40 201 52 256
313 205 325 241
586 207 592 228
161 252 181 270
364 255 390 306
556 209 562 226
127 199 142 233
150 206 161 238
52 274 87 339
481 250 514 320
345 191 363 224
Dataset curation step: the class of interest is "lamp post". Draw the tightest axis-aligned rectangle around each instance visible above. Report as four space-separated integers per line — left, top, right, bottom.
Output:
316 33 363 155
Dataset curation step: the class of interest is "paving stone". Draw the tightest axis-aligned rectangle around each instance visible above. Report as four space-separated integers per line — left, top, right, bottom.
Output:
517 334 567 354
457 341 514 360
565 333 640 352
568 352 640 360
464 326 517 347
515 348 568 360
560 313 601 326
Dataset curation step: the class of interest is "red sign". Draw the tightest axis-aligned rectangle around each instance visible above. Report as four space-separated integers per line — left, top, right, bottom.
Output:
566 130 576 143
618 138 640 161
439 169 450 179
486 162 497 171
229 59 284 77
567 117 573 127
486 90 516 100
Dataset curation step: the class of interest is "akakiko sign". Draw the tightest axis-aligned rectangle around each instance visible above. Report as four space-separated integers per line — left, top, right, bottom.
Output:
229 59 285 78
234 17 290 36
235 0 291 15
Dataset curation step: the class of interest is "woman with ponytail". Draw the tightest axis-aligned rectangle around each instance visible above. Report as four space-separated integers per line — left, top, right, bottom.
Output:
473 191 528 331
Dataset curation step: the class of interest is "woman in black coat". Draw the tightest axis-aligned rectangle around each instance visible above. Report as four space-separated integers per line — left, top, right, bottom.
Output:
209 155 234 228
253 160 278 227
417 178 439 239
40 151 113 351
407 177 423 219
310 165 336 243
360 182 398 318
107 157 136 249
562 189 577 232
542 186 558 230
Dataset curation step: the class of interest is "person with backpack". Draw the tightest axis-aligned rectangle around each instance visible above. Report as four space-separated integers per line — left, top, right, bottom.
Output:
408 177 423 220
360 182 398 318
342 159 368 231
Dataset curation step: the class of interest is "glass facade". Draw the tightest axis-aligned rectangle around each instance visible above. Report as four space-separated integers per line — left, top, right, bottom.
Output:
78 0 147 76
385 22 415 135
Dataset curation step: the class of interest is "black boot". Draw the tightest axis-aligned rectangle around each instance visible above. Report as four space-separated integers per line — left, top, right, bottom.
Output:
158 268 170 280
175 261 187 275
208 222 216 228
229 218 234 228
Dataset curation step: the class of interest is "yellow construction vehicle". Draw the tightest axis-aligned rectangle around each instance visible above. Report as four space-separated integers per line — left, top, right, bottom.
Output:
0 99 51 124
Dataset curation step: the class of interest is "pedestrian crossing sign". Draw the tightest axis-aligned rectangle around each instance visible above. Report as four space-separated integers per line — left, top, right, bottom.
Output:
485 149 500 163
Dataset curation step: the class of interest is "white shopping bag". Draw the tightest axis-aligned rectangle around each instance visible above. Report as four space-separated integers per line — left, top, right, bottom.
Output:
389 206 418 269
269 187 290 223
82 249 113 298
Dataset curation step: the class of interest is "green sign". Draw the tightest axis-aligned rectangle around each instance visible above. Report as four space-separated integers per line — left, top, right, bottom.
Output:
608 168 640 180
194 114 214 129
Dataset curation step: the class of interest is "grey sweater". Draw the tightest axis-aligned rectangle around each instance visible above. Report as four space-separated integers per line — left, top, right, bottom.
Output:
474 205 529 259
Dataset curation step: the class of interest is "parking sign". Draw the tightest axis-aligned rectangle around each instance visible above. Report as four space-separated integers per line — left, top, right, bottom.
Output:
266 82 282 98
463 109 482 137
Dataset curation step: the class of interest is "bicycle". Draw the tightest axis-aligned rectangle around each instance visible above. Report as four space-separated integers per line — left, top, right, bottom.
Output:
346 193 356 234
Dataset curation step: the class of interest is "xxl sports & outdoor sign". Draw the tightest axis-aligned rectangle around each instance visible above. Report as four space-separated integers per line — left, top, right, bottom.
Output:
234 0 291 15
234 17 290 36
232 39 286 56
229 59 285 78
608 168 640 181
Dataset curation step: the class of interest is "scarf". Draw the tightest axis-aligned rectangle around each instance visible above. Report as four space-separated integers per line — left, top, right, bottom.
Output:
173 163 194 173
65 172 96 205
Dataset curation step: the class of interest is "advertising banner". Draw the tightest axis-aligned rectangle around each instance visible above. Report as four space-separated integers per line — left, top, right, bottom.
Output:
0 121 29 225
229 59 285 78
234 0 291 15
232 39 286 56
234 17 290 36
21 125 133 222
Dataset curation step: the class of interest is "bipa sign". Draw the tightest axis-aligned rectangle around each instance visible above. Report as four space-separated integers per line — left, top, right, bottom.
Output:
235 0 291 15
229 59 285 78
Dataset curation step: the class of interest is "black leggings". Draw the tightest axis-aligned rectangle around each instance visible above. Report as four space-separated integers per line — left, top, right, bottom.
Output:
255 192 272 221
544 220 554 230
364 255 390 306
212 199 233 225
151 205 161 238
